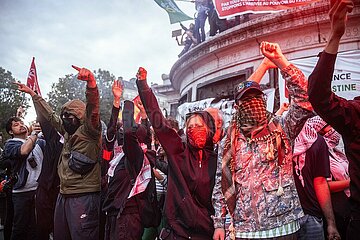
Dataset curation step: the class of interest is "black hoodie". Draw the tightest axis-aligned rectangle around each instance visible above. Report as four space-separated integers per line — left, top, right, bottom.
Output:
137 80 217 239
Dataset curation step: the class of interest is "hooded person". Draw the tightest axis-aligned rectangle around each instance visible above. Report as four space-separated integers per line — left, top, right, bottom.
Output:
102 98 160 240
212 42 314 240
136 66 217 239
15 65 102 240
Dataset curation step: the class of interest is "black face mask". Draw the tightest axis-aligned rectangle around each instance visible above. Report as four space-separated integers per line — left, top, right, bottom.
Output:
62 117 80 135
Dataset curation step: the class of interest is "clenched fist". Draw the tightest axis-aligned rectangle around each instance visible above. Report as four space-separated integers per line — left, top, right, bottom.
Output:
136 67 147 81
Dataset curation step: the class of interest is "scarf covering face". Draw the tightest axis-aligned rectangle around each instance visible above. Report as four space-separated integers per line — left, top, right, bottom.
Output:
294 116 349 196
236 96 267 127
187 127 208 149
186 111 216 149
323 128 341 149
62 116 81 135
235 96 270 137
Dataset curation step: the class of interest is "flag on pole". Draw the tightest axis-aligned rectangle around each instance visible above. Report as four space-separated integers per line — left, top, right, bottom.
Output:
154 0 193 24
27 57 42 96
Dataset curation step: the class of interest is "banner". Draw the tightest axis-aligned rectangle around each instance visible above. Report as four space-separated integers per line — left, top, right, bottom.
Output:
279 50 360 105
214 0 320 18
26 57 42 96
154 0 193 24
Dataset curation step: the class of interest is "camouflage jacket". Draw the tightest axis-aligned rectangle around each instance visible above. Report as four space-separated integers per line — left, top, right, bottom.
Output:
212 64 314 233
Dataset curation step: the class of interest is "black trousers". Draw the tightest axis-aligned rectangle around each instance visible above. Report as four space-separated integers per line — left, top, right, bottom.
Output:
3 191 13 240
347 199 360 240
54 192 100 240
11 190 36 240
36 185 59 240
104 212 143 240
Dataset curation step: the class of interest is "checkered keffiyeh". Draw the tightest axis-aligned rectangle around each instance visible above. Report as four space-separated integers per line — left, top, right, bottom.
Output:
307 116 350 196
236 97 267 127
128 153 152 198
108 152 125 179
222 97 269 215
293 117 321 187
221 123 238 215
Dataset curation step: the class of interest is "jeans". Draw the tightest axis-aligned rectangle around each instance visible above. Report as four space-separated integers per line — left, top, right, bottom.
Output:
194 11 207 43
297 214 325 240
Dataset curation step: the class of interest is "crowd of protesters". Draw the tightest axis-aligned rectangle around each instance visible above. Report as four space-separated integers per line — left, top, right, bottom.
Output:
0 1 358 240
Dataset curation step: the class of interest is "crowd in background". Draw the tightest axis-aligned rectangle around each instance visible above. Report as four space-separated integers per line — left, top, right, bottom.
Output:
0 1 358 240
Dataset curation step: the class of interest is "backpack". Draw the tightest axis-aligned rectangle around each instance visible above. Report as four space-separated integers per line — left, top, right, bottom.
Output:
127 151 162 228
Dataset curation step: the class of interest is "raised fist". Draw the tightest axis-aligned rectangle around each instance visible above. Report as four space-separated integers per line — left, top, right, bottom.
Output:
260 41 289 69
260 41 283 62
136 67 147 81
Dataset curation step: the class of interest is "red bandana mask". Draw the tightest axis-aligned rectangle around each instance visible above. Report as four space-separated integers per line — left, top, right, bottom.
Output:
187 127 208 149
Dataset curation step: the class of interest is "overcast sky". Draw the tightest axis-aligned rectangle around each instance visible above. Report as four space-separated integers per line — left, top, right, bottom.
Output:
0 0 195 97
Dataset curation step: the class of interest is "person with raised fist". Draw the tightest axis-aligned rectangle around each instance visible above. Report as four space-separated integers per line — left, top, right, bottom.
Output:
136 67 217 239
308 1 358 238
212 42 314 240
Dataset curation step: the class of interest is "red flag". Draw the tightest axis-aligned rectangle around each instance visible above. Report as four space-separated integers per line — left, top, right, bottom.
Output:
26 57 42 96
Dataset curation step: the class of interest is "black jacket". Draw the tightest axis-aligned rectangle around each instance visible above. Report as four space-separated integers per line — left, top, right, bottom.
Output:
308 51 360 205
102 102 154 216
35 112 62 191
137 80 217 239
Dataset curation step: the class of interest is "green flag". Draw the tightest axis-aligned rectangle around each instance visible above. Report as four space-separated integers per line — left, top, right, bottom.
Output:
154 0 193 24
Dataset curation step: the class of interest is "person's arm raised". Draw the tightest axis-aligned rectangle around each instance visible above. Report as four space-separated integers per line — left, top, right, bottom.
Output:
13 82 64 134
72 65 100 133
247 57 277 84
260 41 290 70
308 0 355 136
72 65 96 88
136 67 183 155
261 41 313 140
325 0 354 54
13 82 37 97
104 79 123 155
